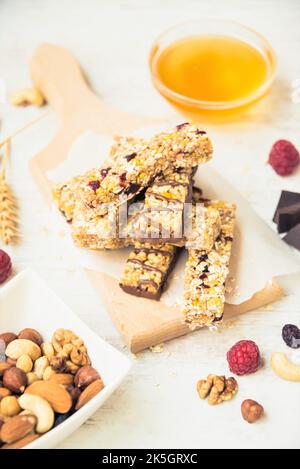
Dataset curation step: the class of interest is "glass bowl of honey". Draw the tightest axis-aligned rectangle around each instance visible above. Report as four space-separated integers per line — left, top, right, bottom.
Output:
149 20 277 112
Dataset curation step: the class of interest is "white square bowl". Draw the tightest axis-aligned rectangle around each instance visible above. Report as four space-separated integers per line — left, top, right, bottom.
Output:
0 269 131 449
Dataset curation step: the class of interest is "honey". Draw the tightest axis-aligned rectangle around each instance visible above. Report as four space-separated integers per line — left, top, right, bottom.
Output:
153 35 272 109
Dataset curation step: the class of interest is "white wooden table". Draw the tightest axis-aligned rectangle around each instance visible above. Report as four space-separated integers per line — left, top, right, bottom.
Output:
0 0 300 449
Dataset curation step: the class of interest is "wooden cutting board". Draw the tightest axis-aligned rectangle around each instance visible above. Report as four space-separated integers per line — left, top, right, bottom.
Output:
29 44 282 353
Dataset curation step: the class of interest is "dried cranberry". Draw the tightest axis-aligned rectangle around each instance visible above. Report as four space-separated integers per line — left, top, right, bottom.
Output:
198 254 208 262
119 172 127 185
225 236 233 242
199 273 207 280
88 180 100 191
124 183 141 195
100 168 111 179
176 122 189 130
125 153 136 162
282 324 300 349
268 140 300 176
195 129 206 135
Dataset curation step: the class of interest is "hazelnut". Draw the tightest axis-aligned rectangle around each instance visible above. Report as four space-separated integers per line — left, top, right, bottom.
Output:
26 372 39 386
74 366 100 390
18 328 43 346
16 354 33 373
3 367 27 394
0 333 17 347
0 396 21 417
241 399 264 424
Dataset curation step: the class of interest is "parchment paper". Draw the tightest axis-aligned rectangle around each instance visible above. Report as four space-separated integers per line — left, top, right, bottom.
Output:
47 129 300 307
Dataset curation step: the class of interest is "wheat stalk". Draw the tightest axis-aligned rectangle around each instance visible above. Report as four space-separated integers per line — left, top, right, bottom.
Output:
0 139 18 245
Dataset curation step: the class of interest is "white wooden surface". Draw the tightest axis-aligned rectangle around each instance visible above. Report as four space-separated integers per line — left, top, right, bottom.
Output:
0 0 300 449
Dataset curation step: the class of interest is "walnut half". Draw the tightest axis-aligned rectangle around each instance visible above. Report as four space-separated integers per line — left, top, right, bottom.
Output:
197 374 238 405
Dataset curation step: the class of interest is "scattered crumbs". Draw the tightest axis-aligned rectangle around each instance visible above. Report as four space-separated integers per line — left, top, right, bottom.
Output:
242 191 253 200
66 268 75 273
222 319 239 329
208 324 220 333
265 304 273 311
241 165 251 176
122 344 127 350
291 350 300 365
170 371 177 378
228 276 235 283
131 353 138 359
165 351 172 358
225 284 233 294
40 226 49 235
57 230 66 238
172 274 179 281
150 343 164 353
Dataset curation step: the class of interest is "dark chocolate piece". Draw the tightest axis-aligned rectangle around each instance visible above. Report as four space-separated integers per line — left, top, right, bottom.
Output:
277 202 300 233
283 223 300 250
273 190 300 224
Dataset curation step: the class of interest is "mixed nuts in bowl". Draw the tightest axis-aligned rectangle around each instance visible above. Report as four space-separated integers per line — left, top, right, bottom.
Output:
0 327 104 448
0 269 131 449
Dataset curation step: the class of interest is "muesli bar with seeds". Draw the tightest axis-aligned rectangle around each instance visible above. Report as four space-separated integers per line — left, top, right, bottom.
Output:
127 199 221 251
53 137 143 223
71 125 212 248
126 165 195 243
119 243 179 300
183 201 236 328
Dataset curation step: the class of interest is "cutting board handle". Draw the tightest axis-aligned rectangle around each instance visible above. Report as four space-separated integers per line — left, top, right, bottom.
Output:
30 43 96 116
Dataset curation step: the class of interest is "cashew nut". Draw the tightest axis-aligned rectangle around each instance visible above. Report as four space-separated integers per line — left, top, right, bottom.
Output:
16 354 33 373
10 88 45 107
26 372 39 385
270 352 300 382
33 356 49 379
6 339 41 362
41 342 55 361
18 394 54 434
43 366 56 381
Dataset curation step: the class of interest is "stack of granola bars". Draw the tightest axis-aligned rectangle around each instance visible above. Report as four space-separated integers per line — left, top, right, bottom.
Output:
53 123 236 328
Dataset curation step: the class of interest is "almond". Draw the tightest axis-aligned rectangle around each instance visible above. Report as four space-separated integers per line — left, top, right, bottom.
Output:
49 373 74 386
25 381 72 414
75 379 104 410
18 328 43 346
74 366 100 390
0 333 17 346
1 433 39 449
6 339 41 361
0 413 37 443
3 367 27 394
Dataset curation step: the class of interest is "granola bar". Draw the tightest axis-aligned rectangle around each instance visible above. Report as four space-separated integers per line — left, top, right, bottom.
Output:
183 201 236 328
127 200 221 251
76 124 212 216
53 136 144 223
119 243 178 300
71 125 212 249
126 165 195 243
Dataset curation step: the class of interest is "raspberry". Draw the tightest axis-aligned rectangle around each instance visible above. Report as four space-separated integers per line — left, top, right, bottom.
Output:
227 340 261 376
282 324 300 349
268 140 300 176
0 249 12 285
